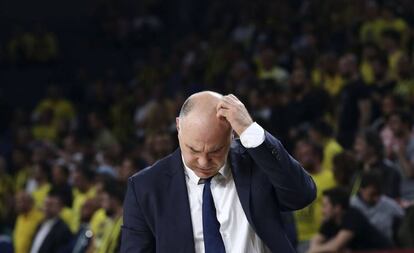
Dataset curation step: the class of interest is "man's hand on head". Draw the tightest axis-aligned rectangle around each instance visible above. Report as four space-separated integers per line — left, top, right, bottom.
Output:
216 94 254 136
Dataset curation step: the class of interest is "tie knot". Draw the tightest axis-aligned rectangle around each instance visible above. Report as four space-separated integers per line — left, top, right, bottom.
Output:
198 176 214 185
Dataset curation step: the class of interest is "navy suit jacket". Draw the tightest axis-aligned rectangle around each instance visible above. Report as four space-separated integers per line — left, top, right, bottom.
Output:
121 132 316 253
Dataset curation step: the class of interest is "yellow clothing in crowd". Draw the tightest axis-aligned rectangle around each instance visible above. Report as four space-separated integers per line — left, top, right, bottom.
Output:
388 50 404 81
360 19 383 44
98 216 123 253
394 78 414 103
88 209 123 253
13 208 44 253
34 98 76 123
32 98 76 142
258 66 289 84
60 207 76 233
312 69 344 97
14 167 30 192
72 187 97 232
89 209 112 252
32 183 51 210
295 168 336 241
322 138 343 171
360 18 409 46
32 124 58 142
360 60 375 85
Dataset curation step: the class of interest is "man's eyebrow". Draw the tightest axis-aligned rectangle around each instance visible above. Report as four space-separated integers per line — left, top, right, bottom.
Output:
208 145 224 153
186 144 201 152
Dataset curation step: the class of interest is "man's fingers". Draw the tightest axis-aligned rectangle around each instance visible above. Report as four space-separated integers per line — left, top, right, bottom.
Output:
223 95 238 105
227 94 240 103
216 107 229 120
217 100 227 108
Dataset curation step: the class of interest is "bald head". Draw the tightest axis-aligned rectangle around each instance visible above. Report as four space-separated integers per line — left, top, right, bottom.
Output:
178 91 231 133
177 91 232 178
179 91 223 118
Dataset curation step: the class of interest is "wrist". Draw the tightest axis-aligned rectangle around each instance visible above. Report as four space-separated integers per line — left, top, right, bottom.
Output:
237 121 254 136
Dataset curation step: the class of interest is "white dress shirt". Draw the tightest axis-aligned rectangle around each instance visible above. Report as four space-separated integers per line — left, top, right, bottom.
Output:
183 122 271 253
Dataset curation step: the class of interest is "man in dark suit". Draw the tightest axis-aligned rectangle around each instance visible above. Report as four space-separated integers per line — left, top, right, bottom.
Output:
29 189 73 253
121 91 316 253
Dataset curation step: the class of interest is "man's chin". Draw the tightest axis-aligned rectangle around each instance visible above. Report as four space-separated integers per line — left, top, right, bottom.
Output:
195 169 217 178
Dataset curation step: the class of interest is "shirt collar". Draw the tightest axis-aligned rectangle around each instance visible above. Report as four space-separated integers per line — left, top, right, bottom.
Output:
182 156 230 185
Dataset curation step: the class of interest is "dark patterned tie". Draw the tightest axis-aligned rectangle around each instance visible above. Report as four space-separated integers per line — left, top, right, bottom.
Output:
202 177 226 253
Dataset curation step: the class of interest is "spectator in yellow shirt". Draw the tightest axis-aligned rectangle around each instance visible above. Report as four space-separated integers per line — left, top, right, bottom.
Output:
90 180 124 253
309 120 343 171
359 1 382 44
311 53 344 97
257 47 289 85
30 161 52 210
33 85 76 138
394 54 414 106
12 147 31 192
13 191 44 253
71 165 97 232
382 30 404 81
294 139 336 253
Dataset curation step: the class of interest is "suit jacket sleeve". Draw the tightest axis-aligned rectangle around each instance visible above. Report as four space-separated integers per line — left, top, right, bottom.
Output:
246 131 317 211
121 177 155 253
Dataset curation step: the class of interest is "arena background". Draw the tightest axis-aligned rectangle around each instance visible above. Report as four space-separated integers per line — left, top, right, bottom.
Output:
0 0 414 252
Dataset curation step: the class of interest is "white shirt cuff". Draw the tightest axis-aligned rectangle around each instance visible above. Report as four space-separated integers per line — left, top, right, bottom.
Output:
239 122 265 148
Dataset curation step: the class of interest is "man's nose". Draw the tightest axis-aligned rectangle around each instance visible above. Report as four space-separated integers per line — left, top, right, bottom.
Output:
197 155 209 167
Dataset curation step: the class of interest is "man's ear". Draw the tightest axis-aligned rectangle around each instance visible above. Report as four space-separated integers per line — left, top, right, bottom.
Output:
176 117 180 133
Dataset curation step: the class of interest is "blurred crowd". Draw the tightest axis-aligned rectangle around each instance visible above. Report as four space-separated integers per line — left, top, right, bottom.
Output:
1 0 414 252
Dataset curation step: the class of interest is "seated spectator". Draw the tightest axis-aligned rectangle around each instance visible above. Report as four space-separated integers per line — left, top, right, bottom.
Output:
354 129 402 199
29 189 73 253
52 163 73 207
13 192 44 253
307 187 392 253
332 151 358 194
394 55 414 107
11 147 32 192
116 156 145 183
309 120 343 171
336 53 372 149
382 29 404 81
350 172 404 241
33 86 76 137
71 165 97 233
311 53 344 97
32 108 57 143
89 179 124 253
87 111 119 152
30 161 52 209
51 163 76 232
375 94 404 156
62 198 99 253
285 67 330 141
140 130 174 166
387 110 414 201
294 139 336 253
257 47 289 85
398 204 414 248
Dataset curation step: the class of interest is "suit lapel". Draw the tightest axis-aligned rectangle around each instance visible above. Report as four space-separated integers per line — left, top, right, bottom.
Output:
164 149 195 252
229 148 255 230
